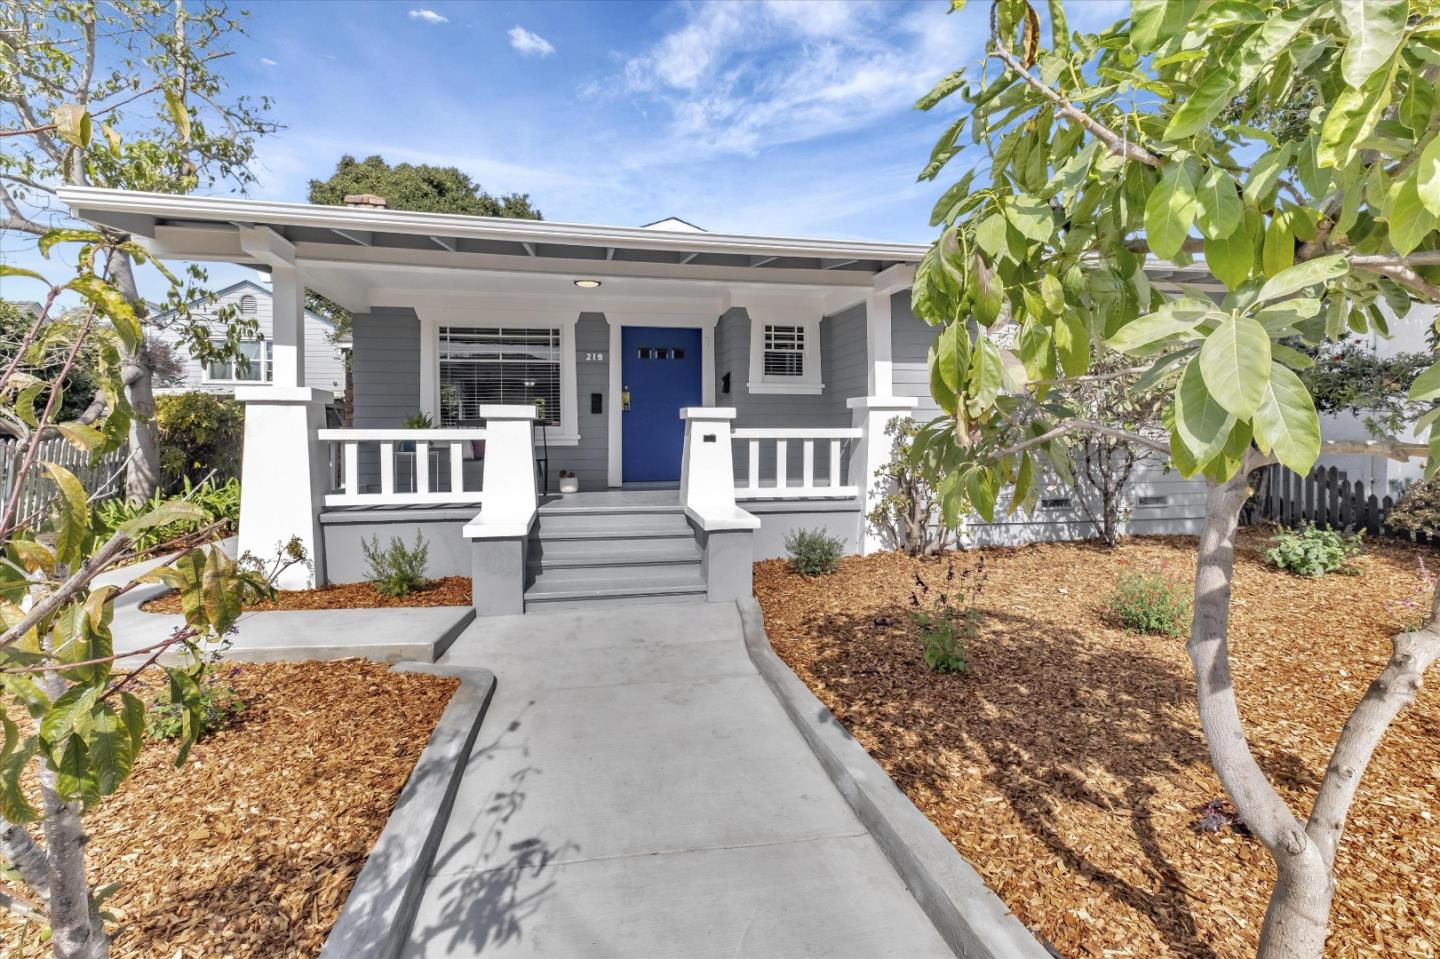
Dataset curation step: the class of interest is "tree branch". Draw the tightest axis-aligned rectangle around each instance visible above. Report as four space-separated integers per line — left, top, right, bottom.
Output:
0 820 50 902
989 44 1163 169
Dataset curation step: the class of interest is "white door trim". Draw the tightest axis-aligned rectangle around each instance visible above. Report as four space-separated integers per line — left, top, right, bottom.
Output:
605 312 719 488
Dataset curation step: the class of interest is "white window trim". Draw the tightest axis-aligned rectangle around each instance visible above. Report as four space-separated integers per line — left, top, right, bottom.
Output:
201 338 272 386
417 307 581 447
743 301 824 395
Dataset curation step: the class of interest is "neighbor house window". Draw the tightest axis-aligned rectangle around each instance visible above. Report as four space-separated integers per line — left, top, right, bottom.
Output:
762 324 805 377
438 326 561 427
205 339 271 382
238 294 257 315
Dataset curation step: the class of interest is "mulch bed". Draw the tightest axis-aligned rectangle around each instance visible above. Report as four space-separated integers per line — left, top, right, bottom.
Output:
755 527 1440 959
141 576 471 613
0 661 458 959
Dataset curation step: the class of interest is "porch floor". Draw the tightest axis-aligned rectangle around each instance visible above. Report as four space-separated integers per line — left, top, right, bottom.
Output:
539 488 679 511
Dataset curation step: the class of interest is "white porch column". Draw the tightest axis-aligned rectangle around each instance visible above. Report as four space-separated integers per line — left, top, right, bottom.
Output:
847 395 919 555
679 408 753 527
865 291 894 398
236 386 332 590
469 405 539 534
268 263 305 388
463 405 539 617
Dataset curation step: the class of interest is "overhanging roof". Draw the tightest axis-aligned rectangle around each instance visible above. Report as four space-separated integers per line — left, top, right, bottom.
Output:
58 186 927 276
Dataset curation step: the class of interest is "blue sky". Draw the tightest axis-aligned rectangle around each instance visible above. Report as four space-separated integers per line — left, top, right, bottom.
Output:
5 0 1130 300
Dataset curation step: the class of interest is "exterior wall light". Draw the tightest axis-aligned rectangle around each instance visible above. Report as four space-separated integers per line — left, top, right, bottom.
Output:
573 279 602 288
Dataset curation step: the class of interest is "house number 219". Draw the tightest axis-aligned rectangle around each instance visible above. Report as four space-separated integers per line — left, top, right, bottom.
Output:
584 352 606 362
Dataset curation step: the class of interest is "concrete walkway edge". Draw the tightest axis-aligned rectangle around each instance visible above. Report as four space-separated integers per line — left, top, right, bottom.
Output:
320 663 498 959
737 598 1055 959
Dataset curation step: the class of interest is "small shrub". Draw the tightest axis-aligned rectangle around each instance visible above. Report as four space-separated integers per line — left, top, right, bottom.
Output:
1264 523 1362 577
401 411 434 429
93 475 242 552
1109 569 1191 636
784 528 844 576
156 391 245 490
363 531 430 596
145 668 246 742
910 558 987 673
1388 477 1440 540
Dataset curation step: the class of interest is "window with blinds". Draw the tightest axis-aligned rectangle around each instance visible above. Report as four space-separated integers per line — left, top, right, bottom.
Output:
762 324 804 376
438 326 561 426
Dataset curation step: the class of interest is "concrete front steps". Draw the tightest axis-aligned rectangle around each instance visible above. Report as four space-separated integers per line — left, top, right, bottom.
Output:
525 497 707 610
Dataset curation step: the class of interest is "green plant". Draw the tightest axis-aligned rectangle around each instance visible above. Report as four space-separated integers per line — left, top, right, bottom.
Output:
1387 479 1440 541
401 411 434 429
784 528 844 576
1109 570 1193 637
910 559 986 673
144 666 245 742
1265 523 1363 577
93 475 241 552
156 391 246 490
869 416 963 556
363 532 431 596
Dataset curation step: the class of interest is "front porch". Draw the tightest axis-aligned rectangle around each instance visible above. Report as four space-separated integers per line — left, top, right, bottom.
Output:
60 186 929 605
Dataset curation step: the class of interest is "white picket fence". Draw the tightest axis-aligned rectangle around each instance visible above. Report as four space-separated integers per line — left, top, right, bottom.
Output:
0 436 128 524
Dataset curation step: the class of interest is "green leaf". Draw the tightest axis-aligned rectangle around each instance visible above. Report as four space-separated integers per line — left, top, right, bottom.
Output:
54 421 104 454
55 736 100 807
52 104 91 148
969 335 1006 410
1004 194 1055 243
1198 316 1271 419
916 69 966 111
1144 156 1199 261
1041 272 1065 314
1163 68 1237 141
1262 211 1294 277
87 704 138 796
1173 359 1236 465
164 87 191 142
1337 0 1408 88
99 121 122 157
1011 452 1034 515
1194 167 1242 241
1252 362 1320 473
39 685 98 746
1106 298 1214 352
0 264 46 282
116 500 207 540
41 462 90 568
1417 136 1440 218
1409 359 1440 402
0 734 39 823
1232 2 1319 89
1319 63 1395 169
967 469 996 523
1204 222 1254 290
1053 312 1090 378
1255 255 1349 303
1388 169 1439 256
166 668 205 767
65 275 142 351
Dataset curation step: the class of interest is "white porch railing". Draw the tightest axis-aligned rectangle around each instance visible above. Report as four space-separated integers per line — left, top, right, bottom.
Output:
318 428 486 507
732 427 862 499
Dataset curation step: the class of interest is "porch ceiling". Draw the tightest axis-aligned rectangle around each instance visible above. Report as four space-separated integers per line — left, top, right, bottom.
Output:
58 187 926 311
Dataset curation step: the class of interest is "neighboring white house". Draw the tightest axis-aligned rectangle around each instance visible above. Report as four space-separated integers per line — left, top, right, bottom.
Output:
152 277 348 400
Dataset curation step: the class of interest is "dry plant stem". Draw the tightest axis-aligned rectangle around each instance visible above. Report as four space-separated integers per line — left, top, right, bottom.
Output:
0 529 132 649
0 287 61 396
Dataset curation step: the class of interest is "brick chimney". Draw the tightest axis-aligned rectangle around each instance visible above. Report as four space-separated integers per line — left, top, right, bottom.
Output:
342 193 387 209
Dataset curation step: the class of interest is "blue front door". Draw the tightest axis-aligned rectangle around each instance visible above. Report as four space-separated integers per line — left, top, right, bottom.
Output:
621 326 702 483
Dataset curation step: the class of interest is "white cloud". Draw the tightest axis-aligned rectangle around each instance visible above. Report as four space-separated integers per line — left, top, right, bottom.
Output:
259 57 278 67
508 25 555 57
408 9 448 25
599 0 979 163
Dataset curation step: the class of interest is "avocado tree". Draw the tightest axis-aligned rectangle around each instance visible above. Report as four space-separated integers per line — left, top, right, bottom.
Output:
912 1 1440 956
0 233 288 959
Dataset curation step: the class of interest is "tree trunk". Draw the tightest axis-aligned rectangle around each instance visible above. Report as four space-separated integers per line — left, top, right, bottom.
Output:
1188 465 1332 959
108 251 161 504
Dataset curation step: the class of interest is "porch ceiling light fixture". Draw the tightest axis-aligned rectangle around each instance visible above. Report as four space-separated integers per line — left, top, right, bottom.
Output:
573 279 602 288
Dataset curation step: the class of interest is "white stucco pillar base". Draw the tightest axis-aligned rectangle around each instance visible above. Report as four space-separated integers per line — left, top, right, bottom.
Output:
848 395 919 556
236 386 333 590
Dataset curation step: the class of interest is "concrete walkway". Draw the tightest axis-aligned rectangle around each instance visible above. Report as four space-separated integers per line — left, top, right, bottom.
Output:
403 602 953 959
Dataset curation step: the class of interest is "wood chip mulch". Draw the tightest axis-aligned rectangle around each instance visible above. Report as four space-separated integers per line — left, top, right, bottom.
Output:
754 528 1440 959
141 576 471 613
0 660 458 959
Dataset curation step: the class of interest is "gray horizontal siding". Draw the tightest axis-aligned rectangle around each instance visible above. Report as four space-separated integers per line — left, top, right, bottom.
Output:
541 312 608 494
352 308 421 427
